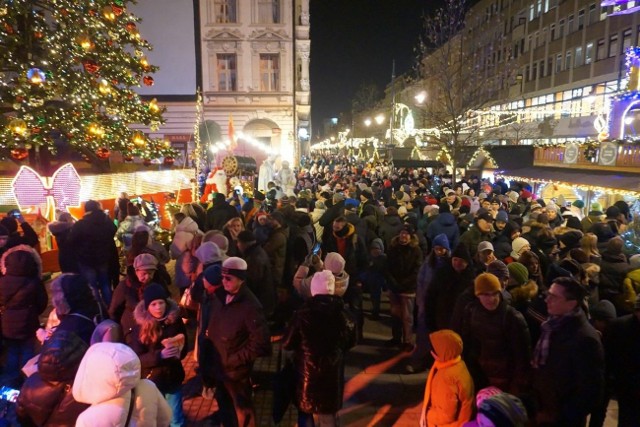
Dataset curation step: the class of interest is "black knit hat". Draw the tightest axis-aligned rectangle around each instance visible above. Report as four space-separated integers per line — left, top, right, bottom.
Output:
451 243 472 264
143 283 168 309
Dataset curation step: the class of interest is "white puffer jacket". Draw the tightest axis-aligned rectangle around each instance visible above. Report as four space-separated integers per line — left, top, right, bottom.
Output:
73 342 172 427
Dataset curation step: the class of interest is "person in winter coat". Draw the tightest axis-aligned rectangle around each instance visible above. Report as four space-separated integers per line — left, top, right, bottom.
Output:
47 212 77 273
50 273 105 345
378 206 404 250
206 193 240 231
263 211 289 289
109 253 169 342
66 200 118 307
0 213 39 257
599 236 631 314
198 257 271 427
460 273 531 396
387 224 423 352
310 201 326 243
116 203 152 253
420 329 474 427
170 213 202 293
426 204 460 251
222 216 244 258
284 270 357 427
237 230 275 319
357 238 392 320
0 245 48 388
72 342 172 427
130 284 188 427
531 277 604 426
17 331 90 427
459 210 495 258
464 392 528 427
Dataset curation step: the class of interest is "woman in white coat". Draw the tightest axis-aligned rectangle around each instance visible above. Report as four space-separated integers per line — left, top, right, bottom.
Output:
73 342 172 427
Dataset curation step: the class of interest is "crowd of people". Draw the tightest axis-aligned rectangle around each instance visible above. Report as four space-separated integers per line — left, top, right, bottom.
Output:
0 154 638 426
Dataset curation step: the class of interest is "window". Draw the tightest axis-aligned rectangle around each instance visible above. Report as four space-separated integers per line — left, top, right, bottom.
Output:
596 39 606 60
566 50 572 69
623 29 632 53
532 62 538 80
559 19 565 37
575 46 584 66
588 4 597 25
529 4 535 21
547 57 553 76
212 0 237 23
524 65 530 81
217 54 237 91
567 15 574 35
257 0 280 24
578 10 585 30
540 60 545 77
259 54 280 91
556 54 563 73
550 24 556 40
586 42 594 64
609 34 619 58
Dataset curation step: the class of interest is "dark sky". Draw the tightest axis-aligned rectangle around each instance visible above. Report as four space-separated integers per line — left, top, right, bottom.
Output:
309 0 434 137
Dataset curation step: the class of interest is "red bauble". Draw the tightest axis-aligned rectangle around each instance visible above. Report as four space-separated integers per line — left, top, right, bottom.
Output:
83 60 100 74
126 22 137 32
10 147 29 161
31 127 41 134
96 147 110 159
142 75 154 86
163 156 174 166
34 31 43 39
143 158 151 166
112 4 124 16
123 155 133 162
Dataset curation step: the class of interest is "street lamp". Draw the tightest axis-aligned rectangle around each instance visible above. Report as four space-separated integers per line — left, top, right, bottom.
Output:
364 118 372 127
414 90 427 105
374 114 385 125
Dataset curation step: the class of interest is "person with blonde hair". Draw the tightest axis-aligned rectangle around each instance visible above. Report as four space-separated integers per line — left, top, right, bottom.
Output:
580 232 601 264
222 216 244 257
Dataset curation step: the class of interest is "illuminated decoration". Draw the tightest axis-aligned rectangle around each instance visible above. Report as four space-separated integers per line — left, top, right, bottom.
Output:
10 147 29 161
496 173 640 198
148 98 159 113
437 146 453 165
609 47 640 139
192 89 203 202
26 68 45 85
601 0 640 16
132 131 145 147
163 156 174 166
87 122 105 138
8 118 28 136
0 1 175 161
467 146 498 169
11 163 82 218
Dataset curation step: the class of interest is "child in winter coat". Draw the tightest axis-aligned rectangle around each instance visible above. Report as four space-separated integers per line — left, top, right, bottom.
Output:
73 342 172 427
420 329 474 427
130 284 188 427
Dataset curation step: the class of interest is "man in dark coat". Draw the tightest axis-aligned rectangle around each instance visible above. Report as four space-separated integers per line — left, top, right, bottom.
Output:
206 193 240 231
237 230 275 319
284 269 356 426
66 200 118 306
199 257 271 427
531 276 604 426
459 209 495 257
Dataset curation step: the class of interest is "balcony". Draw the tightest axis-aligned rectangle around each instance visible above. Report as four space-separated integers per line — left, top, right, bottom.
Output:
534 143 640 172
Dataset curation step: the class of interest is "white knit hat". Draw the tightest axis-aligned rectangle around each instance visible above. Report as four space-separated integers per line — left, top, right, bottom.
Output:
323 252 346 274
310 270 336 296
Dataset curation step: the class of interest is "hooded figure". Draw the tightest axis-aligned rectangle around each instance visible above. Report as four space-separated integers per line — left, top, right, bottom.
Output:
420 330 474 427
72 342 172 427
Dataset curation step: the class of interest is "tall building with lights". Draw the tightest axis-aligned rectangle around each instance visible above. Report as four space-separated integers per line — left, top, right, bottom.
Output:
132 0 310 167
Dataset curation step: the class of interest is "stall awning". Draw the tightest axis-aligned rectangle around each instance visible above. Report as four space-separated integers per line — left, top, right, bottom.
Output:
498 166 640 195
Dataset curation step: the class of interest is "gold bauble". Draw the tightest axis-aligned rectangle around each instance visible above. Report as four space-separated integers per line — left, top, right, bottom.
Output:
8 118 28 136
132 131 145 147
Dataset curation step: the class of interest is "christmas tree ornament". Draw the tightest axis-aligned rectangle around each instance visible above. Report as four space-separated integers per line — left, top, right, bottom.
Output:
76 33 94 50
140 56 150 71
143 75 154 86
148 98 159 113
98 79 112 95
87 123 105 138
163 157 175 166
27 68 46 85
111 4 125 16
9 118 28 136
132 131 145 147
96 147 110 159
143 158 151 166
102 6 116 20
10 147 29 161
28 97 44 107
123 155 134 162
126 22 137 32
82 60 100 73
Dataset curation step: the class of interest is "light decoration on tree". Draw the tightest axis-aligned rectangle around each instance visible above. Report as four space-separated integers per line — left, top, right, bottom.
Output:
620 199 640 255
0 0 175 161
11 163 82 218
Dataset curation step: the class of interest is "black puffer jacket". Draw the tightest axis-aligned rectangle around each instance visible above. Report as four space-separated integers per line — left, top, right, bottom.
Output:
0 245 48 340
66 210 117 268
17 331 89 426
47 220 76 273
284 294 356 414
387 234 423 294
129 299 187 394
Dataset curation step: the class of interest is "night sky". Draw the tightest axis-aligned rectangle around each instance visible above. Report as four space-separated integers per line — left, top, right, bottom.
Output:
309 0 433 137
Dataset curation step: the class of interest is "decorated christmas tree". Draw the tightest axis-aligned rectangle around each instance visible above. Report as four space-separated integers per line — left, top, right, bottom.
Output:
622 199 640 256
0 0 175 163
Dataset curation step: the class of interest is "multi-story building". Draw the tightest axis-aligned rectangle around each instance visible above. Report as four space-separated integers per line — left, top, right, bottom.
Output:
135 0 310 168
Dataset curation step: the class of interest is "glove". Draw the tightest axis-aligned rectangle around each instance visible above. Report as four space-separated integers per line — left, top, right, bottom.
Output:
160 346 180 359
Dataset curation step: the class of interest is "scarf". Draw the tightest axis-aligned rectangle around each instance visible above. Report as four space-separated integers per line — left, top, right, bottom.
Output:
532 308 580 368
419 356 462 427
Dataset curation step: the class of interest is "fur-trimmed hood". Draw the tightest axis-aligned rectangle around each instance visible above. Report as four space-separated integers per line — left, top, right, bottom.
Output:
0 244 42 278
133 298 181 328
390 233 420 249
508 279 539 304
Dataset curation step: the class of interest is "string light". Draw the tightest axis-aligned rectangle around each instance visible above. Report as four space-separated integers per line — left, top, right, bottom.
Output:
496 173 640 197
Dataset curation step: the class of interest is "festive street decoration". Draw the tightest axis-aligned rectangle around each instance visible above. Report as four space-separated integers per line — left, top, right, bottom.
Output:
0 0 175 161
621 199 640 255
601 0 640 16
495 173 640 198
11 163 82 218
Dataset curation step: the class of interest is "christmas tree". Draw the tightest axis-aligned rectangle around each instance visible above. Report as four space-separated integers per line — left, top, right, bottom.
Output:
0 0 175 163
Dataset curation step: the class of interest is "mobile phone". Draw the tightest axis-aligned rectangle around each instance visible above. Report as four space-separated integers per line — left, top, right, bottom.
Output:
0 386 19 403
312 242 321 255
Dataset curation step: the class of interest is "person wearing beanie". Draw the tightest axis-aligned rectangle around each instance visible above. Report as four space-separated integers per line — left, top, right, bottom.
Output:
459 209 494 258
473 392 528 427
460 272 532 395
130 282 187 427
599 236 632 314
531 276 604 426
570 199 585 220
109 252 169 342
386 219 423 353
47 211 77 273
510 237 531 261
581 201 605 232
236 229 276 318
358 238 390 320
0 244 48 387
67 200 118 307
283 268 357 427
199 256 270 427
419 330 474 427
